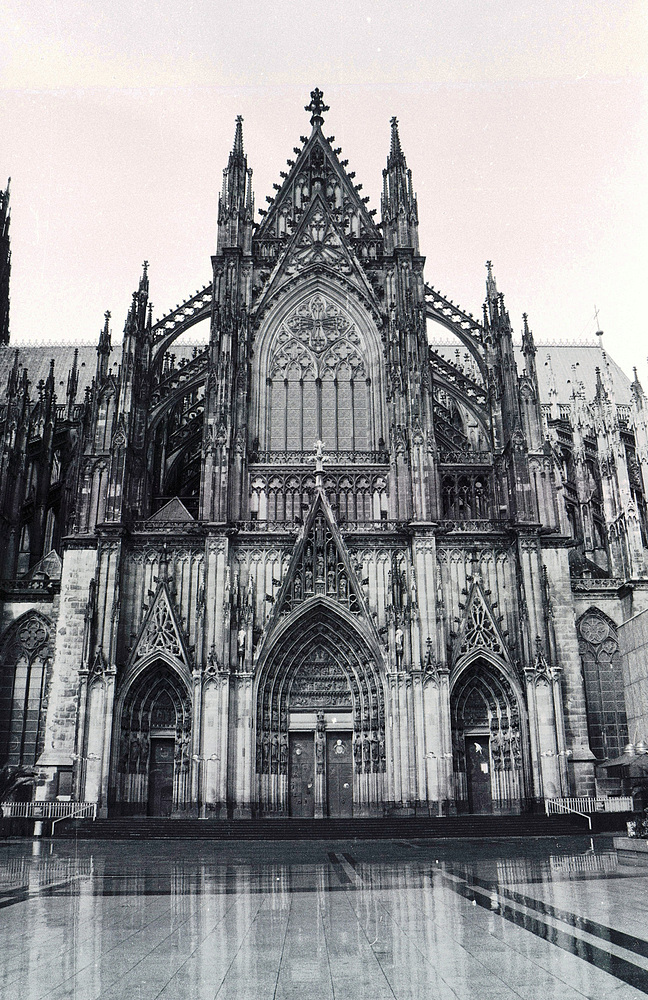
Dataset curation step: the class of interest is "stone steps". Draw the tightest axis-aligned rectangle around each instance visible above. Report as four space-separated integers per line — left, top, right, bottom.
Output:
57 814 585 840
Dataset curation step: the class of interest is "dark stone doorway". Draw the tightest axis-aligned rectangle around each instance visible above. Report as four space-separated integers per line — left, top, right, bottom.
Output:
289 733 315 818
326 733 353 818
148 738 174 816
466 735 491 814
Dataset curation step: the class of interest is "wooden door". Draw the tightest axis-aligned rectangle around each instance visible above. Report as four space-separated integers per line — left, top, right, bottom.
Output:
466 736 492 814
148 738 174 816
289 733 315 818
326 733 353 818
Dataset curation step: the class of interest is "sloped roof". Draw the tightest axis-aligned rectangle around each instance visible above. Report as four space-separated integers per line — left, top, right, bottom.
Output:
526 343 632 405
0 342 206 404
0 339 633 409
148 498 194 522
431 340 632 406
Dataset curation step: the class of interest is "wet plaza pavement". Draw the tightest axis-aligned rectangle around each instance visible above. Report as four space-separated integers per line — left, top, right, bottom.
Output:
0 834 646 999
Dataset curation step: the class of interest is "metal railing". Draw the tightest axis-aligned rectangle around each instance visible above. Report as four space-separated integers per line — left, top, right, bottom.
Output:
545 798 592 830
1 801 97 821
545 796 634 829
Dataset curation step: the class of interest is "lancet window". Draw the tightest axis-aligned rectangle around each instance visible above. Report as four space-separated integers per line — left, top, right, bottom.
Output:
264 295 374 454
0 613 51 767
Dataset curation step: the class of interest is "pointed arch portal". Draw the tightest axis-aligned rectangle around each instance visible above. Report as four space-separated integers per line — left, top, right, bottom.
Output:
112 661 192 816
255 601 386 817
450 657 529 814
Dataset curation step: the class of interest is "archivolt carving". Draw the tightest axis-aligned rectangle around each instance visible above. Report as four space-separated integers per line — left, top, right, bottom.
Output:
256 605 386 782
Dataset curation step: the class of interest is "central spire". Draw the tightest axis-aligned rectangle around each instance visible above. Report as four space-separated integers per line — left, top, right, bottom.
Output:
305 87 329 129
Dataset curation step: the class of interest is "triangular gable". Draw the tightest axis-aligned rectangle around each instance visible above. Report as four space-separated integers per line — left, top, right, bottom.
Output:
130 581 191 668
256 127 381 243
25 549 62 582
268 488 369 622
148 497 195 522
255 193 378 315
454 582 508 662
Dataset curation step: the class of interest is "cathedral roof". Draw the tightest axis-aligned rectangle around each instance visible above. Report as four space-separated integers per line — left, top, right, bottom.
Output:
0 342 202 402
0 340 632 408
524 342 632 405
432 341 632 406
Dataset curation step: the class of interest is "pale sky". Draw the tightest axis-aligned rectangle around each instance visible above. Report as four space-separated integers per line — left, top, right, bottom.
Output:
0 1 646 383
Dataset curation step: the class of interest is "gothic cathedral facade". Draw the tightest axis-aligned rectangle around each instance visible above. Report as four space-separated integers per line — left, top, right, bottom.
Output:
1 91 645 819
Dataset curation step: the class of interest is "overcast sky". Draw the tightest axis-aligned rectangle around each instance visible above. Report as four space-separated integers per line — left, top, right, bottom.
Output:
0 1 646 383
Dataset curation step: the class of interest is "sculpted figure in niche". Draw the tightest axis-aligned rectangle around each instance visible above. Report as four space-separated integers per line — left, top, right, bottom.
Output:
237 628 246 658
305 568 313 591
395 627 404 663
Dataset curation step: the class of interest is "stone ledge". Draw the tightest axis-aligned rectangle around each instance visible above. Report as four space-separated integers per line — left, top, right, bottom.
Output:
614 836 648 864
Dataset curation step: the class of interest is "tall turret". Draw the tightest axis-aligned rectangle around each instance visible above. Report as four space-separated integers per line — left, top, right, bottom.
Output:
217 117 255 254
381 118 419 253
0 179 10 345
96 310 112 384
203 118 255 522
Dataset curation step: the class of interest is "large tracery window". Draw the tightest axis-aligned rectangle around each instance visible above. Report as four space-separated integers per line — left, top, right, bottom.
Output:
0 613 51 767
266 294 372 454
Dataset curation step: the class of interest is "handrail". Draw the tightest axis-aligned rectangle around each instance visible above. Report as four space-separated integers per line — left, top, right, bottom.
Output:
51 802 97 835
0 801 97 820
545 798 592 831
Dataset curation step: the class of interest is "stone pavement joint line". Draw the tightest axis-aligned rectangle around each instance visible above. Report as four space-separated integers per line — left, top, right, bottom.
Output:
440 868 648 994
1 837 647 999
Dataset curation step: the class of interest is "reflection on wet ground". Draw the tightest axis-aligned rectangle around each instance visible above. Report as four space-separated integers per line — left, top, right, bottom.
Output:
0 835 646 999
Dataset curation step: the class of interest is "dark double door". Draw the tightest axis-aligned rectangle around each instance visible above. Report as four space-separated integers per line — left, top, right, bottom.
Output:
148 738 174 816
288 731 353 818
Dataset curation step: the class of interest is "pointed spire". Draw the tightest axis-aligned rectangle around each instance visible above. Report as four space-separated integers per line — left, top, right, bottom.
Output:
521 312 535 357
381 115 419 253
66 348 79 417
388 117 405 167
233 115 244 155
594 365 608 404
486 260 498 306
217 116 254 253
97 309 112 381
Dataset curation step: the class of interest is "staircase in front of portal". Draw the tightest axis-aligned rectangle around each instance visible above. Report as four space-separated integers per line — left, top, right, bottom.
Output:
53 814 605 839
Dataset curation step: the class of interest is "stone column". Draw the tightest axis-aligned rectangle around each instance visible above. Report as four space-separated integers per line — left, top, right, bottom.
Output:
523 668 543 802
232 672 254 818
36 545 99 799
437 665 453 814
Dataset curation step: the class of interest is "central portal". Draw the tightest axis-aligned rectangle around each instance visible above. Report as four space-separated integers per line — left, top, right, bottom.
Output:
256 602 387 817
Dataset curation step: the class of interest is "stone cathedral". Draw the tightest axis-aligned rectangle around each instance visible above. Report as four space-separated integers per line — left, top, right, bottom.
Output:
0 91 645 820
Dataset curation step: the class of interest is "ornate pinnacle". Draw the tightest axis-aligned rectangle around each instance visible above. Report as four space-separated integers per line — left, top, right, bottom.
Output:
305 87 329 127
233 115 244 155
389 116 403 163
